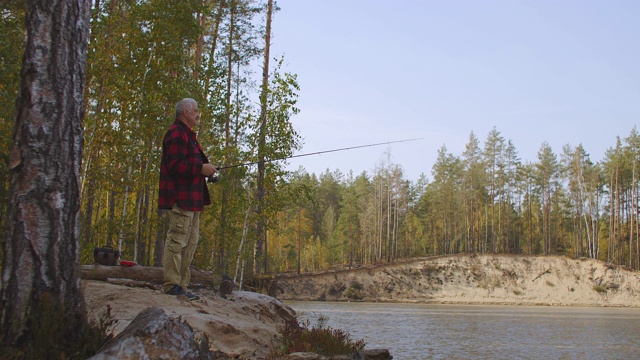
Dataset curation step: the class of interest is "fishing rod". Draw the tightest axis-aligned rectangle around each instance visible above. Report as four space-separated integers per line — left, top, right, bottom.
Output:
208 137 423 182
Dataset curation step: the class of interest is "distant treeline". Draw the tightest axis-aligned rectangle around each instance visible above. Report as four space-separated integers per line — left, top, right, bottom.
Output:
1 2 638 278
274 127 640 273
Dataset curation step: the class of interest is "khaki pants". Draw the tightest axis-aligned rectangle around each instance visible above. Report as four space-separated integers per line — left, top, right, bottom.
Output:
163 204 200 293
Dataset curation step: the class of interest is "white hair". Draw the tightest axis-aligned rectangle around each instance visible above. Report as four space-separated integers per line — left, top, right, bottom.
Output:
175 98 197 118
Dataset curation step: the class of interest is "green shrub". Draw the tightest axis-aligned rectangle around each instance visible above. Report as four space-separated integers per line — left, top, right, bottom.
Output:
269 315 366 358
350 280 363 291
345 281 364 300
593 285 607 294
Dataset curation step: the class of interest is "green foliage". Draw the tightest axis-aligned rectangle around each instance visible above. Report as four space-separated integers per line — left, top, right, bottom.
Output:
345 280 364 301
350 280 363 291
269 316 366 358
593 284 607 293
3 0 640 280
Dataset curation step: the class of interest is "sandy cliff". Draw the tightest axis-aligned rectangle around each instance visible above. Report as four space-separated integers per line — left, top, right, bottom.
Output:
273 255 640 307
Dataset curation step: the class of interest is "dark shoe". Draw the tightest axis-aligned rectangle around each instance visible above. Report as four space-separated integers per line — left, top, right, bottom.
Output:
185 291 200 301
166 285 185 296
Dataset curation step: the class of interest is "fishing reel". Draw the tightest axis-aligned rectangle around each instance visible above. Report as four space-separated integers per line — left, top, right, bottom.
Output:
207 166 221 183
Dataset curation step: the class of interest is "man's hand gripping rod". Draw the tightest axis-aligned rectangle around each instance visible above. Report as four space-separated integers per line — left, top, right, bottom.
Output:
207 137 423 183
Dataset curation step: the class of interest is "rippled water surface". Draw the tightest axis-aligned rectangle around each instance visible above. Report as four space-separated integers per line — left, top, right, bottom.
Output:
285 301 640 360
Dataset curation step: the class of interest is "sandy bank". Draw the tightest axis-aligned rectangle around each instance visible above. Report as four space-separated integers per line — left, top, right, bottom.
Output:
273 255 640 307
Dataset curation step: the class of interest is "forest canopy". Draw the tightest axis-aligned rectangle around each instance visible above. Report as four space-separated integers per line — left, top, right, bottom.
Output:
0 1 639 279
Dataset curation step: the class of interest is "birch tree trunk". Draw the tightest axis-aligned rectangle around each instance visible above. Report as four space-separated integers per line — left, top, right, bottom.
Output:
0 0 91 350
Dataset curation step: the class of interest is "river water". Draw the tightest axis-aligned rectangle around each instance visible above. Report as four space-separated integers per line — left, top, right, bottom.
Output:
285 301 640 360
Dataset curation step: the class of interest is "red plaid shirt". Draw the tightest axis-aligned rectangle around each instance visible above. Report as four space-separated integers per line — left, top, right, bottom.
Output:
158 120 211 211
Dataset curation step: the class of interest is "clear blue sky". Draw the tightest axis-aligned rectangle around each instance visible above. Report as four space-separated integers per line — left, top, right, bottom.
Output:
270 0 639 181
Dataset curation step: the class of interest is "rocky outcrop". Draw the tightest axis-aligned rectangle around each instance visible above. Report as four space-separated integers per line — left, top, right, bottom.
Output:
83 280 392 359
89 307 209 360
273 255 640 307
83 281 297 359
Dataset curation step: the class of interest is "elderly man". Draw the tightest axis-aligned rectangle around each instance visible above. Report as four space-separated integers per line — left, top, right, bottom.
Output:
158 98 217 300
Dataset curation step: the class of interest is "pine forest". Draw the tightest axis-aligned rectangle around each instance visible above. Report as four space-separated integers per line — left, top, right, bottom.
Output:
1 1 639 282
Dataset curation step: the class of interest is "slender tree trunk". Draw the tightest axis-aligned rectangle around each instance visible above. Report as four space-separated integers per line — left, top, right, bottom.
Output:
393 198 398 262
154 209 166 267
82 177 95 248
636 179 640 270
217 0 235 273
297 207 301 274
1 0 91 350
491 175 498 253
484 204 488 253
630 163 636 268
609 171 614 262
107 190 116 246
224 3 233 145
377 182 382 262
594 189 600 259
203 0 225 121
117 166 132 253
136 187 149 265
194 1 206 81
133 189 143 263
255 0 273 274
386 177 391 262
234 196 253 283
